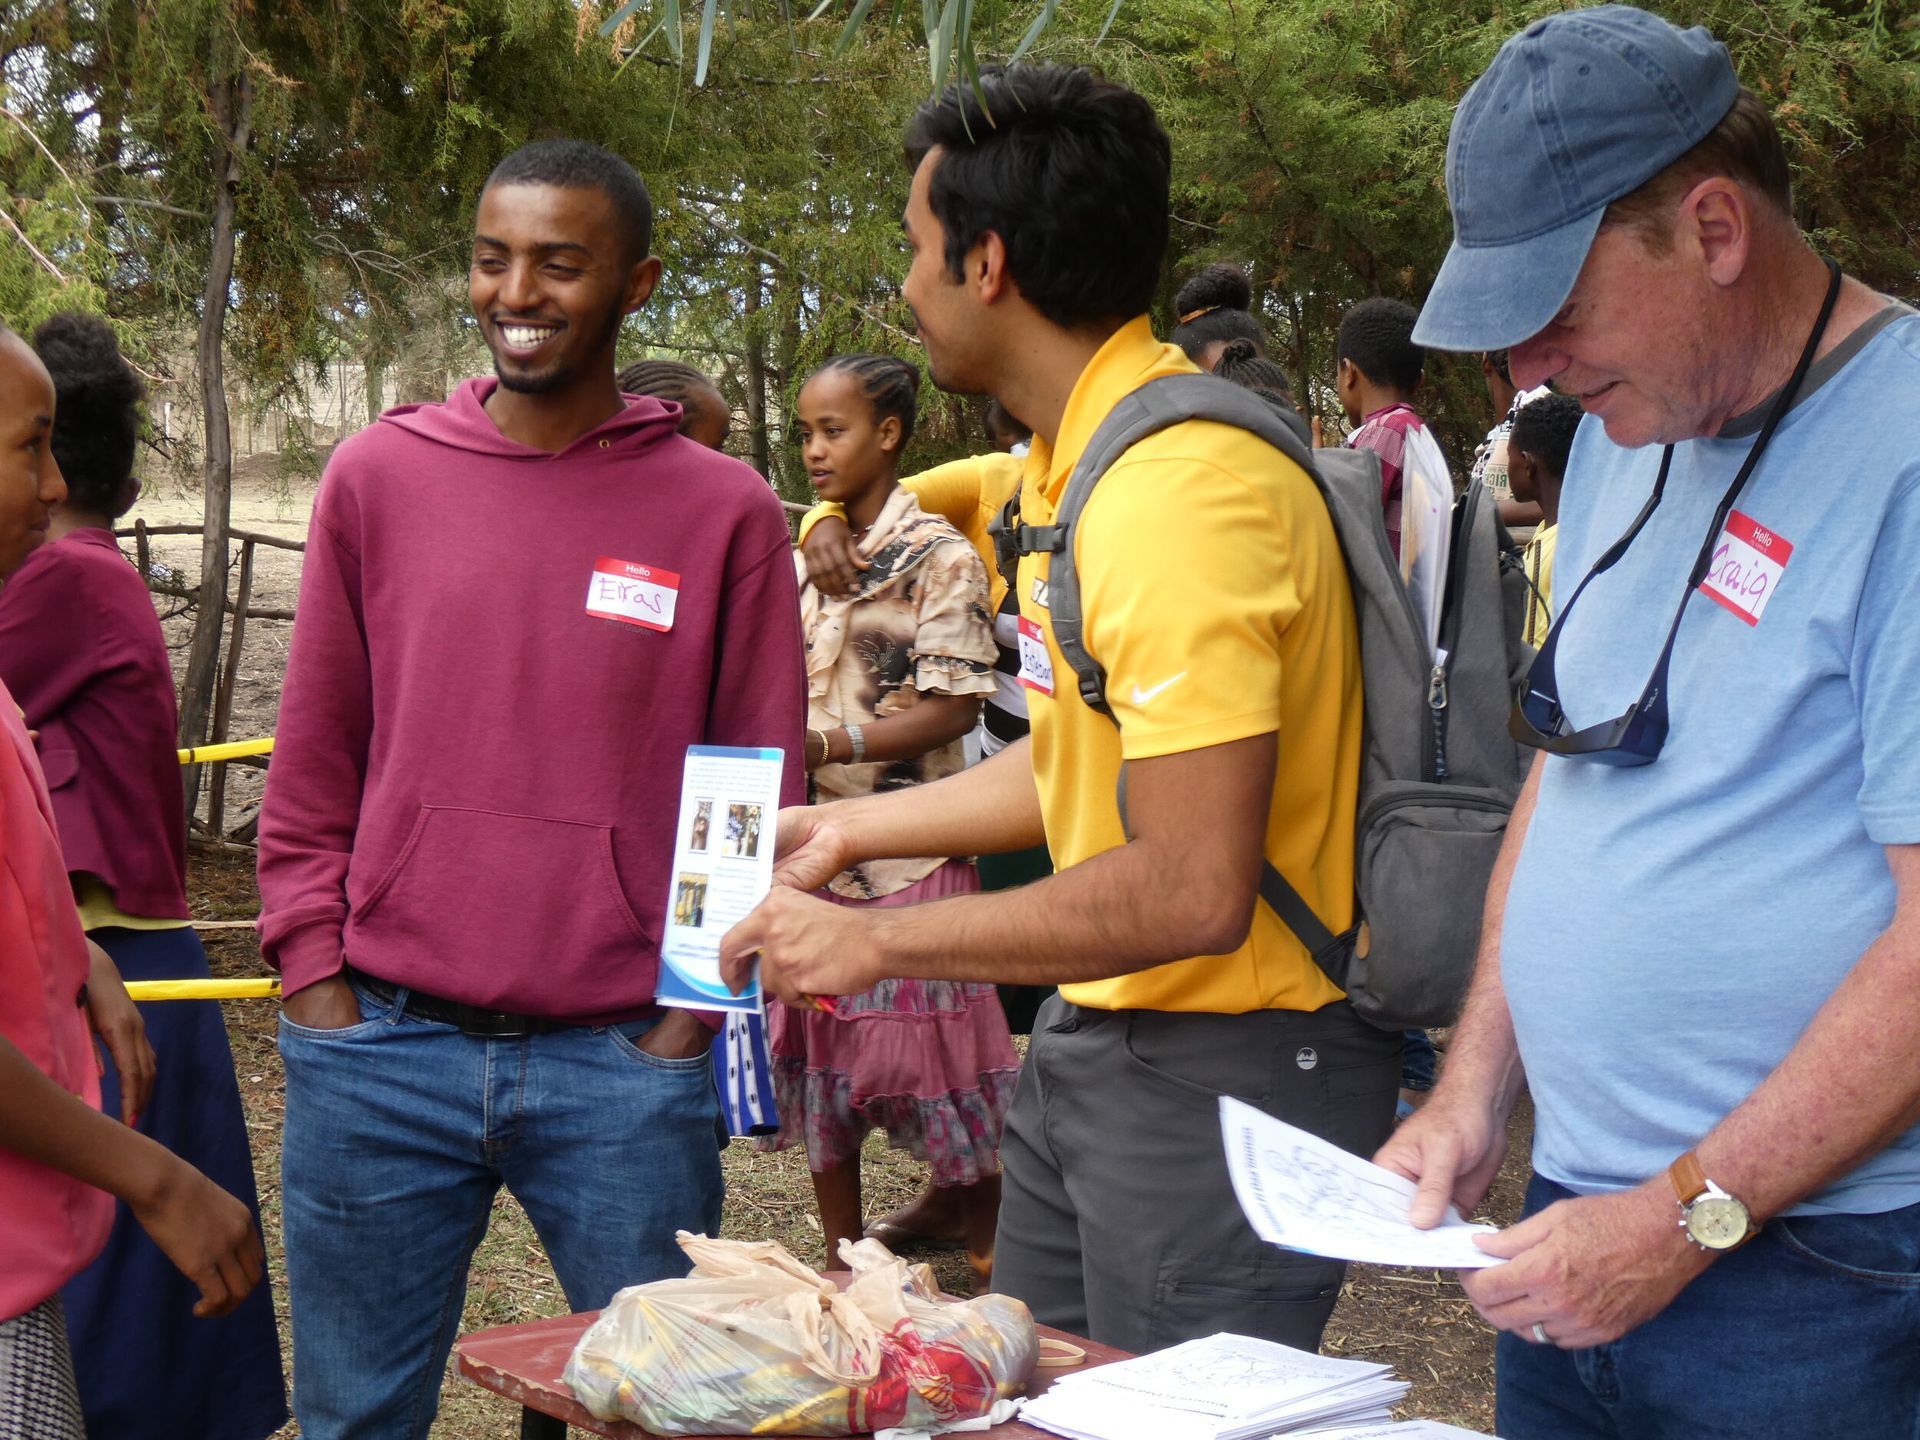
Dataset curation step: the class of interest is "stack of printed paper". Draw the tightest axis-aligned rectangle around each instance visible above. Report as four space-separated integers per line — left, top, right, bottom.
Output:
1019 1333 1409 1440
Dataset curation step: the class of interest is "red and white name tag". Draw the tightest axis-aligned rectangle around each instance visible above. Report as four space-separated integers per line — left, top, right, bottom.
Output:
1016 616 1055 696
1699 511 1792 628
585 556 679 633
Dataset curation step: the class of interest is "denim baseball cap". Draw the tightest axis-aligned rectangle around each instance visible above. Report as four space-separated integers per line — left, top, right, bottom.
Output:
1413 5 1740 352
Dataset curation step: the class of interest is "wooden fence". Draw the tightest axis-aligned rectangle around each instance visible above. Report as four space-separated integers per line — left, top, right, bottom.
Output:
123 498 812 847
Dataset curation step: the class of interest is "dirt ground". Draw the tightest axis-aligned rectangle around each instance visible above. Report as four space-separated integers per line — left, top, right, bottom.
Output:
156 457 1528 1437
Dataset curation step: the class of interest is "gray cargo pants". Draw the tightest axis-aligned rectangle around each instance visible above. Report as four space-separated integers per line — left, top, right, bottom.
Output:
994 995 1401 1353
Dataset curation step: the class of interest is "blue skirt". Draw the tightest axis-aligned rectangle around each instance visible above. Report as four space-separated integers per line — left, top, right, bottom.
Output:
61 927 288 1440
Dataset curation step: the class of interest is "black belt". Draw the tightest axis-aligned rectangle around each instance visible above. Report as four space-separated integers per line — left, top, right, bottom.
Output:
982 697 1030 744
347 967 578 1037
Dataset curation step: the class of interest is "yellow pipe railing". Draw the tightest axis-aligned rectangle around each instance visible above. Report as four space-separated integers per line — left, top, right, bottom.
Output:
177 737 274 764
123 977 281 1002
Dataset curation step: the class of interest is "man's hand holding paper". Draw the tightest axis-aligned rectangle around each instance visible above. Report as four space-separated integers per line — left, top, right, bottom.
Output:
1219 1098 1500 1270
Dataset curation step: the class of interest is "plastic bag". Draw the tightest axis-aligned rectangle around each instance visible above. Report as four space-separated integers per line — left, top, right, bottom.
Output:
563 1232 1037 1436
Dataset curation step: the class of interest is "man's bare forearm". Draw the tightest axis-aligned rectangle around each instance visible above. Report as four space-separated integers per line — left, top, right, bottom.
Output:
867 820 1252 986
1694 845 1920 1223
830 735 1046 861
862 733 1274 986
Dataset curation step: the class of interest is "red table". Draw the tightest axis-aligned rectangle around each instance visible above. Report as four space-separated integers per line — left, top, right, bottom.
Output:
455 1309 1128 1439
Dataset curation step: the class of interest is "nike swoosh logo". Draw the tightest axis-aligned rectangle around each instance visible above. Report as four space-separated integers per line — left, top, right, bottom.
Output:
1130 671 1188 706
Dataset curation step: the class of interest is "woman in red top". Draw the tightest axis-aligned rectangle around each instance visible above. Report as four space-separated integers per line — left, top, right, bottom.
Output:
0 321 266 1438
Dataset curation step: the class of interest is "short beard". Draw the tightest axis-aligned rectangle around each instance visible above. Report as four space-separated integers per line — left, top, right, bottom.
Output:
491 297 628 395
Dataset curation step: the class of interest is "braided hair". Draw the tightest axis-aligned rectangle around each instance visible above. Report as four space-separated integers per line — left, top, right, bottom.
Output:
1171 264 1265 365
1212 337 1296 405
1212 337 1310 446
617 358 716 409
32 312 145 518
618 357 731 446
811 353 921 449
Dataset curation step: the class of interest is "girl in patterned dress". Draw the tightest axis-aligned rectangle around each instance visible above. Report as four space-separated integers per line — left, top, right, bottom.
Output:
760 355 1018 1285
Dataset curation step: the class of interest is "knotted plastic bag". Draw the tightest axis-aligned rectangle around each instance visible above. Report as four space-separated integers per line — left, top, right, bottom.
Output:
563 1232 1037 1436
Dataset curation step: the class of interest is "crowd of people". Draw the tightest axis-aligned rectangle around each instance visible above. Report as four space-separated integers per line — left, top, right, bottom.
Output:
1 5 1916 1439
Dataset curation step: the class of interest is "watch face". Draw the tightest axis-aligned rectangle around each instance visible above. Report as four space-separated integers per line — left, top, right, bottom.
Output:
1686 1196 1751 1249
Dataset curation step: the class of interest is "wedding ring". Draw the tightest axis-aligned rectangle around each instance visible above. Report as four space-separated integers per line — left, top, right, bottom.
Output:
1531 1321 1551 1345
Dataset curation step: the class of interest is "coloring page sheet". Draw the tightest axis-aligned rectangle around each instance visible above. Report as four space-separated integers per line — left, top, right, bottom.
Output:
1045 1333 1390 1416
656 745 782 1015
1220 1097 1500 1269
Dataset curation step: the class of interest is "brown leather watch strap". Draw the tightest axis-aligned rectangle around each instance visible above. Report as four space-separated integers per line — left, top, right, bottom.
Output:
1668 1150 1709 1206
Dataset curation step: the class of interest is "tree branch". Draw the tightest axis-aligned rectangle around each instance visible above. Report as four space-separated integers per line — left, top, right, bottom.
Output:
0 208 68 281
92 194 210 219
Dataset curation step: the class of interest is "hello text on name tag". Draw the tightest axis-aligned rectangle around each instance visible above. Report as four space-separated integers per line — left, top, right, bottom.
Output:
586 556 680 633
1699 511 1792 628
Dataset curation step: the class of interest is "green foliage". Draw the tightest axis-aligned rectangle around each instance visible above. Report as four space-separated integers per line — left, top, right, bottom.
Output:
0 107 111 331
3 0 1914 495
1126 0 1920 462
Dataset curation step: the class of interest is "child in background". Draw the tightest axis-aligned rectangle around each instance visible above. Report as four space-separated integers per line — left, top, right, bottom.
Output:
616 358 731 451
1334 299 1453 1120
1172 265 1312 444
1212 337 1311 447
0 313 287 1439
763 354 1016 1285
1507 392 1582 646
1335 296 1452 649
0 324 264 1439
795 399 1048 1253
1169 262 1266 372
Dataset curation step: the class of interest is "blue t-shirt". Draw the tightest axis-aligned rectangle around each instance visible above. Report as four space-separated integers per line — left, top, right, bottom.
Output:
1503 307 1920 1216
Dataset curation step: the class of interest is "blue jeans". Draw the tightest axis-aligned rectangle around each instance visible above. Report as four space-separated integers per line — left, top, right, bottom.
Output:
1498 1175 1920 1440
278 980 724 1440
1401 1028 1438 1091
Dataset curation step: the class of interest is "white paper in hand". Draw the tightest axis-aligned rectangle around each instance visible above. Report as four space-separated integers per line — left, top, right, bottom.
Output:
656 745 782 1015
1219 1097 1499 1269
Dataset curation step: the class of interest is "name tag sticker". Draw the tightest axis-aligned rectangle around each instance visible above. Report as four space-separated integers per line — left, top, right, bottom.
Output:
586 556 680 633
1700 511 1792 628
1016 616 1055 696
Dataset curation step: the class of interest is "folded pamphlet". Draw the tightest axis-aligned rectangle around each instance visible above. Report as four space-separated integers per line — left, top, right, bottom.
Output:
1219 1097 1500 1269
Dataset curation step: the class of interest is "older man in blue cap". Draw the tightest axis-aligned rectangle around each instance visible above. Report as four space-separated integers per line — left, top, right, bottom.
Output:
1377 6 1920 1436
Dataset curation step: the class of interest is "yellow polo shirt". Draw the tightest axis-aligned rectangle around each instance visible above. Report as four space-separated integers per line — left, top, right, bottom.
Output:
1023 318 1360 1014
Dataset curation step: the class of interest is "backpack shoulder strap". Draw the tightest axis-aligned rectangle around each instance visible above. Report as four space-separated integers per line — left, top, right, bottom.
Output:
1057 377 1358 988
1048 373 1319 714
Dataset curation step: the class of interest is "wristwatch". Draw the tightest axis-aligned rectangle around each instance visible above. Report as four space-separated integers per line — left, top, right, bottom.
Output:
1668 1151 1754 1252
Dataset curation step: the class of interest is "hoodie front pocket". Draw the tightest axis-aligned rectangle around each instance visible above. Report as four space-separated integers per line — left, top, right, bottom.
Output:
352 805 647 969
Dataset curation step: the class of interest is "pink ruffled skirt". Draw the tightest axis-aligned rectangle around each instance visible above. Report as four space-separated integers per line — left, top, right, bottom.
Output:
759 860 1019 1186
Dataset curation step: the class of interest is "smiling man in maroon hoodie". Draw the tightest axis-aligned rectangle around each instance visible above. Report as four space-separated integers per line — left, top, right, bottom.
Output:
257 140 806 1439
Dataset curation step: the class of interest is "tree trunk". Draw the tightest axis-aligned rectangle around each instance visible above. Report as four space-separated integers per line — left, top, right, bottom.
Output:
365 352 384 425
177 67 254 818
743 259 771 480
773 286 804 496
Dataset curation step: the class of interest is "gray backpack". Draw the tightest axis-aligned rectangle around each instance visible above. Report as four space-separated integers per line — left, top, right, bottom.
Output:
992 374 1533 1029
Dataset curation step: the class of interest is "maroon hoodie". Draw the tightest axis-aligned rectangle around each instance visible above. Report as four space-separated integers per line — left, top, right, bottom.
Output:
257 379 805 1023
0 528 189 919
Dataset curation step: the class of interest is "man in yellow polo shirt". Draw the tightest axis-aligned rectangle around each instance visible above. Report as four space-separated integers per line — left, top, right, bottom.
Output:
723 63 1399 1352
